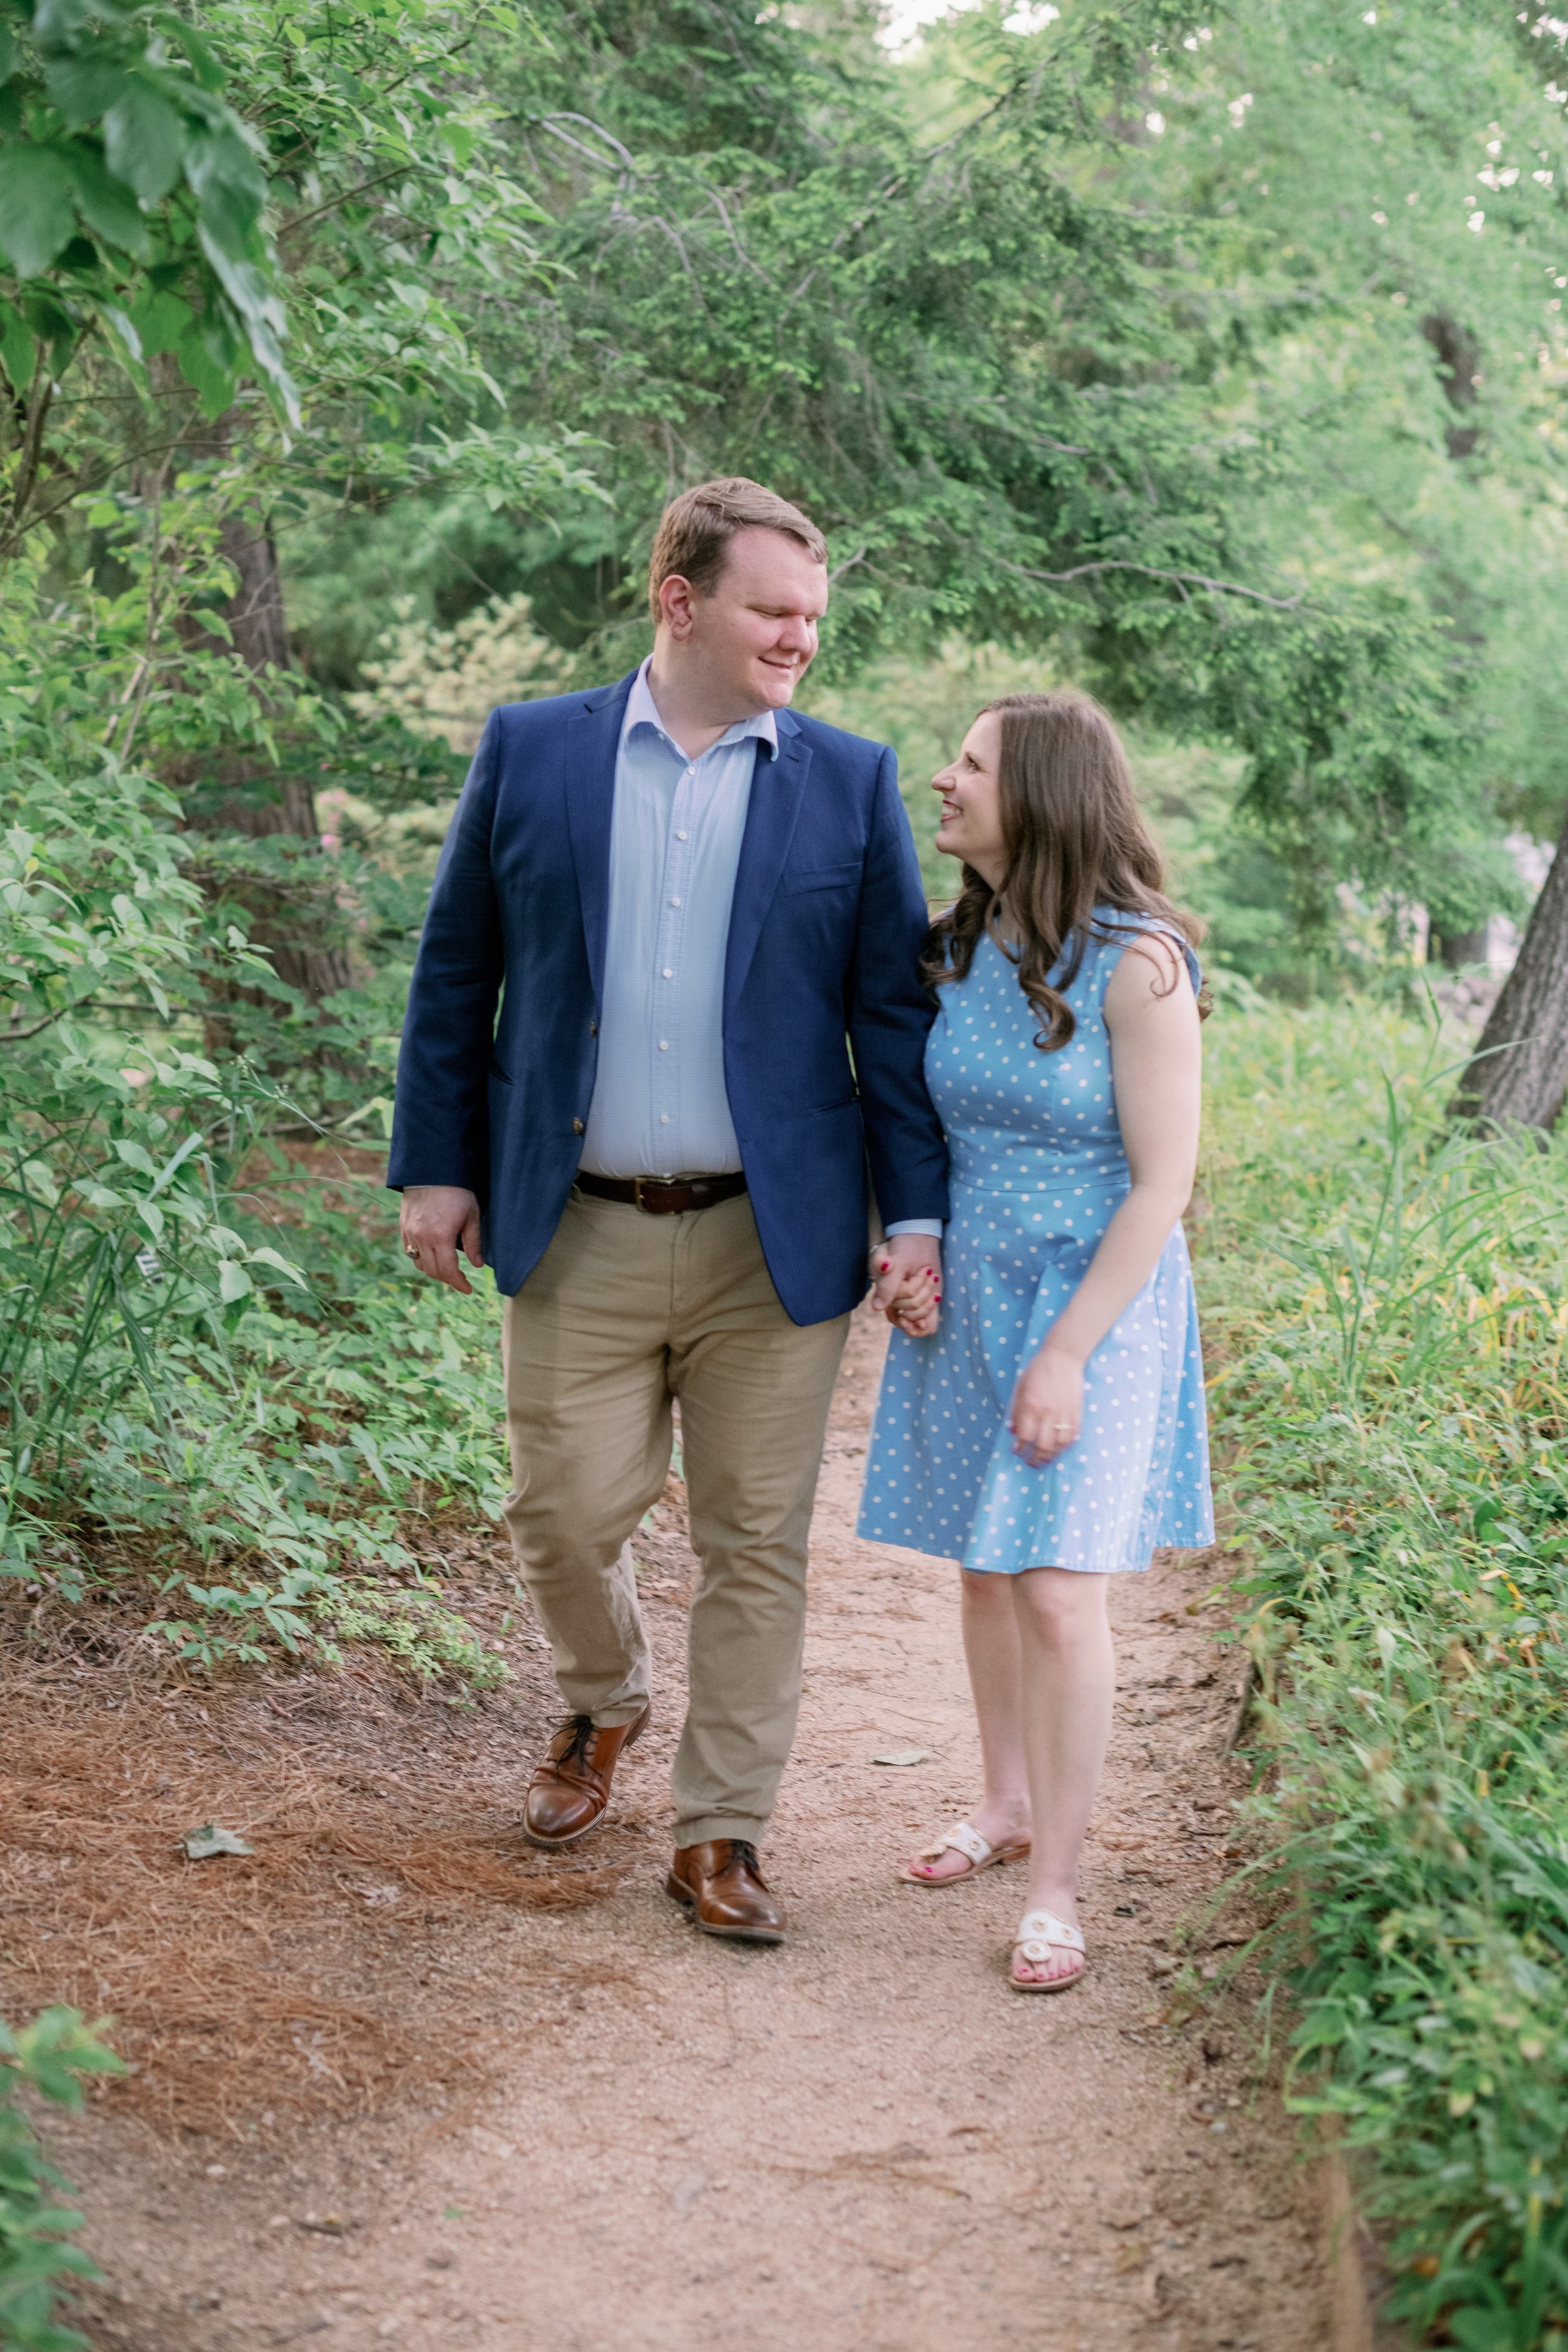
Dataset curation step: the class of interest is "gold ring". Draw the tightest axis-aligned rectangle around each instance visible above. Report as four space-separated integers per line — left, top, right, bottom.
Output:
404 1244 420 1261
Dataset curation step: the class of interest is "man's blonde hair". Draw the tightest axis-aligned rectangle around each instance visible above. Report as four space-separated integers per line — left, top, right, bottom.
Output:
647 477 827 620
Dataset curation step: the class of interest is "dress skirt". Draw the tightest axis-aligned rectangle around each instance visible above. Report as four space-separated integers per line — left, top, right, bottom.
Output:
858 1173 1214 1576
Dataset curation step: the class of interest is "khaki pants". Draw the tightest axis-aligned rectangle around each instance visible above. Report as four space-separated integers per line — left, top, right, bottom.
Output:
501 1187 849 1847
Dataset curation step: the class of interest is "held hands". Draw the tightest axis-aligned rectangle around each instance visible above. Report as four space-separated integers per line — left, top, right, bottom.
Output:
869 1232 942 1338
400 1185 484 1294
1009 1342 1084 1467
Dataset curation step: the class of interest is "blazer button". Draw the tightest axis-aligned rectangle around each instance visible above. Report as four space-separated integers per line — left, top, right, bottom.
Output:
572 1118 585 1135
589 1020 598 1036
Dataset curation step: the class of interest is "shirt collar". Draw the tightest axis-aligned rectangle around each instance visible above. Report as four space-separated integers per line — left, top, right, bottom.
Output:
622 657 780 762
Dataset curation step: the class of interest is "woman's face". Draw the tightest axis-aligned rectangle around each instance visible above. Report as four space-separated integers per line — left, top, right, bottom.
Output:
933 709 1006 884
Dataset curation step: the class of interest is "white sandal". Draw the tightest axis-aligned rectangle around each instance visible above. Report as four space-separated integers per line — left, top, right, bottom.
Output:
1010 1909 1086 1993
899 1819 1031 1885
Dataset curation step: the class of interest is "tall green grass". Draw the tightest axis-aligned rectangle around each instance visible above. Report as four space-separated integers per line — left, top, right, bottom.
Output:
1200 1002 1568 2350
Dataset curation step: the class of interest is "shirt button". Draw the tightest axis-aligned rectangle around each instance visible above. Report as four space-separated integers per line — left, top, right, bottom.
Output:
572 1118 585 1135
670 896 681 908
659 1040 669 1051
677 829 688 841
662 967 673 979
660 1113 670 1125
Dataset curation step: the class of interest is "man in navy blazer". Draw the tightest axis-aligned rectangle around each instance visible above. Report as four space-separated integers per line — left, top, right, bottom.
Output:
389 479 946 1941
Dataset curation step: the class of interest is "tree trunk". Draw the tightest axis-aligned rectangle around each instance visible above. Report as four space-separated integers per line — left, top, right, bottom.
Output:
181 506 358 1012
1451 807 1568 1128
1436 926 1488 972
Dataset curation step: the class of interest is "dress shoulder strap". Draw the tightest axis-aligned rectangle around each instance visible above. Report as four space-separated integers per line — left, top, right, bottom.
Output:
1082 908 1203 1004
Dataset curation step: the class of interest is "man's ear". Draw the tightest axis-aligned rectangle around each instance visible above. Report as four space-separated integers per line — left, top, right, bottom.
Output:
658 573 698 640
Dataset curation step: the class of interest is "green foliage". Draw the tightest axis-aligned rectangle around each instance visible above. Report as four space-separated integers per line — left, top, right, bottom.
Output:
428 0 1535 928
0 0 293 429
0 2008 125 2352
1201 1005 1568 2344
0 608 507 1680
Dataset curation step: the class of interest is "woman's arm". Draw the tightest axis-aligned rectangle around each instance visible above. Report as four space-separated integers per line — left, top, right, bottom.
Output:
1009 936 1202 1468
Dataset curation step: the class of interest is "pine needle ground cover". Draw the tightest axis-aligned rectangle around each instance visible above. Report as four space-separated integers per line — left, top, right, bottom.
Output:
1200 1004 1568 2351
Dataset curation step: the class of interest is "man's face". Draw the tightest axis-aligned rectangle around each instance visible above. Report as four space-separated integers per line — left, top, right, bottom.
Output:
678 526 829 712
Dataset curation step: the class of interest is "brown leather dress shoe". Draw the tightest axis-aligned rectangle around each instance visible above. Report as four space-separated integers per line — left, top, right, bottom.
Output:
665 1839 785 1943
522 1705 649 1848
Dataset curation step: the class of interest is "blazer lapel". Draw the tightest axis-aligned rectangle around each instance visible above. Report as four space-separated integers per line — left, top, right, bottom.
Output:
565 672 637 1006
724 714 811 1017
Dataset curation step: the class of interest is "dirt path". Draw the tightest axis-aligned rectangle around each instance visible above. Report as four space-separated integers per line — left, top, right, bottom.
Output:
44 1308 1327 2352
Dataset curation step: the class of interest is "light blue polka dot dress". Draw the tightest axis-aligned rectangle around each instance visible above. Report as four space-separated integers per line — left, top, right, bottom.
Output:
858 910 1214 1576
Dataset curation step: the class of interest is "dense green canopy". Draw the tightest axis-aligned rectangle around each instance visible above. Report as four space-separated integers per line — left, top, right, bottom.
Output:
4 0 1565 945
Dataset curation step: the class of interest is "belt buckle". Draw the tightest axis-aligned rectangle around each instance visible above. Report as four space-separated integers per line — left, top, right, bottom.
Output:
633 1175 649 1212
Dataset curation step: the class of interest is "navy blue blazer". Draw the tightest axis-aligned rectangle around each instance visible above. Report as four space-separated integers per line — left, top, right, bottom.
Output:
386 672 948 1326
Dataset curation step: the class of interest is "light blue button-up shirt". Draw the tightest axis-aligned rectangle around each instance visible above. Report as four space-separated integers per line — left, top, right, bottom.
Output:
580 659 768 1179
579 660 941 1238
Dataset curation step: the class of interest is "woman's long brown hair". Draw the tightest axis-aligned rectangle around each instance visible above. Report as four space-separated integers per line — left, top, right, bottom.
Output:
920 689 1205 1051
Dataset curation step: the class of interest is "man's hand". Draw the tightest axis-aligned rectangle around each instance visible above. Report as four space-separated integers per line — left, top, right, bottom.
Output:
400 1185 484 1295
870 1232 943 1338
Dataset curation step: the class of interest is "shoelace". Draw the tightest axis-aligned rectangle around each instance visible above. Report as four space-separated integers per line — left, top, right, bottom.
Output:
724 1839 762 1879
556 1714 596 1775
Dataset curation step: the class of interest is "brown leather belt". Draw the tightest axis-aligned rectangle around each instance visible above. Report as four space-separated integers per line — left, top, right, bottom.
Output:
575 1170 748 1216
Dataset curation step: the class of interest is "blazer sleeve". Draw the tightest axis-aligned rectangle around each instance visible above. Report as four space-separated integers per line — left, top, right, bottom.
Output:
846 747 950 1230
386 712 505 1198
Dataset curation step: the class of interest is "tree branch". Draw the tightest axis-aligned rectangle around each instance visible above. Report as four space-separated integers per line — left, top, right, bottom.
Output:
5 373 56 542
999 556 1305 611
275 164 428 243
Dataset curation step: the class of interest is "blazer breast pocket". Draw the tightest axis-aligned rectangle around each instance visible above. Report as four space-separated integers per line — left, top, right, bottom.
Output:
781 860 861 896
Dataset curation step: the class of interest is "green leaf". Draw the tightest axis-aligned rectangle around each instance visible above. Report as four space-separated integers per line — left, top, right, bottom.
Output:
43 55 129 128
185 124 268 253
248 1246 308 1287
0 296 37 392
1448 2311 1518 2351
0 149 77 278
33 0 101 39
63 146 152 260
172 318 236 415
217 1260 253 1304
0 23 17 86
92 299 145 374
128 283 191 358
154 11 225 92
103 80 186 201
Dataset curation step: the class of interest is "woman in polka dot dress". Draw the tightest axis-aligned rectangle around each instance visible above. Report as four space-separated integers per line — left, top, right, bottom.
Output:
857 691 1213 1993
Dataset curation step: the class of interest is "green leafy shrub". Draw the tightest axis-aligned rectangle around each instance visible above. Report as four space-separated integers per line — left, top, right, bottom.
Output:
1201 1004 1568 2349
1 611 507 1682
0 2008 126 2352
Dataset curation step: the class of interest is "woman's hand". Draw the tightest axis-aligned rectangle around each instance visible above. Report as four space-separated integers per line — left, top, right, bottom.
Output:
870 1236 942 1338
884 1263 941 1338
1009 1343 1084 1467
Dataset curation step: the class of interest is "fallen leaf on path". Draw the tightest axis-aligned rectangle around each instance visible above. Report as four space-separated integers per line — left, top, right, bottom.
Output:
871 1748 930 1767
295 2212 349 2235
182 1823 254 1860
